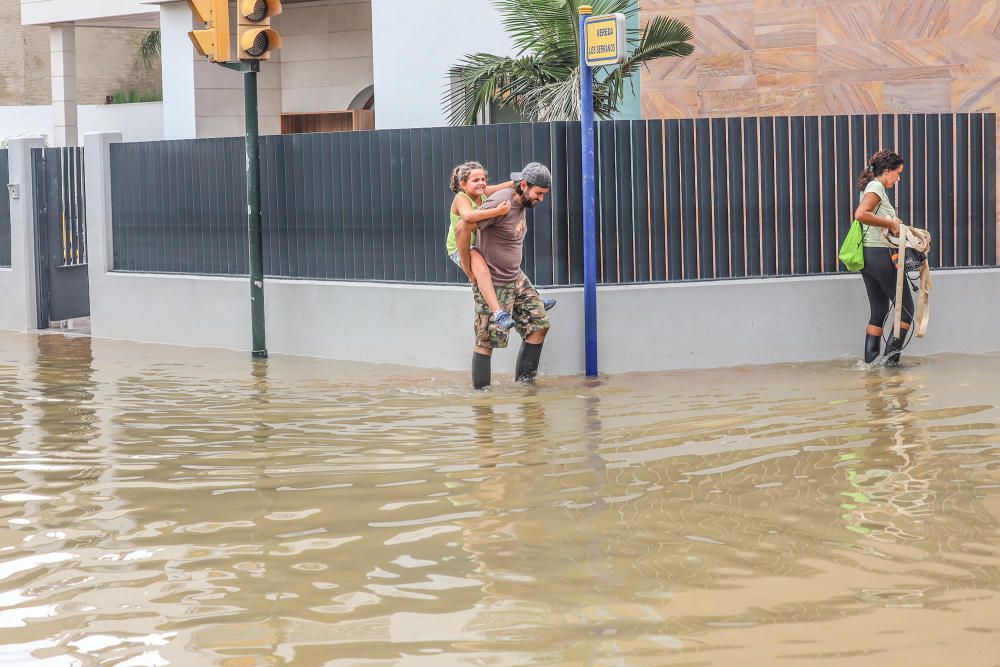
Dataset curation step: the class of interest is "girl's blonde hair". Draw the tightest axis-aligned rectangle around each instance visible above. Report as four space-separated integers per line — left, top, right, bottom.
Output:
449 161 487 193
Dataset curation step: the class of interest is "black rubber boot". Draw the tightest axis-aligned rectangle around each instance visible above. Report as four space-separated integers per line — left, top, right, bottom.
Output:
864 334 881 363
472 352 492 390
515 342 544 383
883 335 904 368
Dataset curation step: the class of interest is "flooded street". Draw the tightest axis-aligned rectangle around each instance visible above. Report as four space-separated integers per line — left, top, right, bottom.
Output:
0 331 998 666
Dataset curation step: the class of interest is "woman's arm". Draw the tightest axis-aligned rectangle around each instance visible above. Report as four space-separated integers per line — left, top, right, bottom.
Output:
484 180 513 196
854 192 900 234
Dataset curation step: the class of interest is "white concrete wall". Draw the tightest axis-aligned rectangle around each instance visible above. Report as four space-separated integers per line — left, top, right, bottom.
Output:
20 0 150 25
0 103 163 144
370 0 513 129
0 137 44 332
83 131 1000 376
193 55 282 138
277 1 373 114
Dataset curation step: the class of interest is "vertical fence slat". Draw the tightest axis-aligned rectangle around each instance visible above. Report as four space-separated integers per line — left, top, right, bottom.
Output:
834 115 851 273
911 114 927 259
710 117 730 279
956 114 970 266
896 114 911 236
759 116 777 275
940 114 955 267
804 116 821 273
742 117 760 277
790 116 807 274
595 121 614 282
531 122 554 285
985 114 997 265
727 117 745 278
548 122 566 285
966 114 985 266
565 121 582 284
775 116 792 275
648 120 667 282
666 119 684 281
820 116 837 273
614 120 635 283
695 118 713 279
925 115 941 268
632 120 651 283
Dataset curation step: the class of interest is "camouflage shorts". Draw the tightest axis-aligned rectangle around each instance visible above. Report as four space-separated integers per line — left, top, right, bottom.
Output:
473 272 550 349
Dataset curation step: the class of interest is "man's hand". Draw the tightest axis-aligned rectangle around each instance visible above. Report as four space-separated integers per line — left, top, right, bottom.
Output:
462 264 477 285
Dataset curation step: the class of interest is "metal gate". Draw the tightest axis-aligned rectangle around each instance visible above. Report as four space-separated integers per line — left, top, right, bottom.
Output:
32 147 89 327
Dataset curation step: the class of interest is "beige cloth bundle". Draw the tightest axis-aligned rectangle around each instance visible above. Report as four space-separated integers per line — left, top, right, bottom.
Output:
880 225 932 339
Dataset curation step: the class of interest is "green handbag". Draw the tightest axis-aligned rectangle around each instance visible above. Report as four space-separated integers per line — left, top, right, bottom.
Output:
839 220 867 272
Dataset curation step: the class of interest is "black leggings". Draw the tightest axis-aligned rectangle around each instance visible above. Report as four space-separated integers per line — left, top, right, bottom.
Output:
861 246 914 330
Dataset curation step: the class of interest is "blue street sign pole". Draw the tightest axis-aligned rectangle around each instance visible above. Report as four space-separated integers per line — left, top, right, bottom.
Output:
579 5 598 377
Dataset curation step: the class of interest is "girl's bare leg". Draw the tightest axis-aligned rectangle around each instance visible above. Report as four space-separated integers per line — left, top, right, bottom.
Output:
471 249 503 314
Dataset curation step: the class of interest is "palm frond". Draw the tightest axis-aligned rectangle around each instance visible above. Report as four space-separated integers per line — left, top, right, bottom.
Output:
136 30 161 71
444 1 693 124
518 69 582 121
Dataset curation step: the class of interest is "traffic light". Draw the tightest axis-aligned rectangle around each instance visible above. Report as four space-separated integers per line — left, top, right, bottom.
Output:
238 0 283 60
187 0 230 63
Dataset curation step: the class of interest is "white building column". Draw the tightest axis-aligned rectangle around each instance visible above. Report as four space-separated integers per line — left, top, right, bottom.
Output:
159 1 198 139
50 24 78 147
0 138 45 331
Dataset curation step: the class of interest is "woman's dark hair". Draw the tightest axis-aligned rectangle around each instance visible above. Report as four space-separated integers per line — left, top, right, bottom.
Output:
858 150 904 190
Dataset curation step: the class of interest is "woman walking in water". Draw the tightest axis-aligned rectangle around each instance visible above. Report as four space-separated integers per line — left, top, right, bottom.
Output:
853 150 913 367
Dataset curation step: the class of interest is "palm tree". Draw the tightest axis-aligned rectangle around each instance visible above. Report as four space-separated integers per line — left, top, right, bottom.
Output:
443 0 693 125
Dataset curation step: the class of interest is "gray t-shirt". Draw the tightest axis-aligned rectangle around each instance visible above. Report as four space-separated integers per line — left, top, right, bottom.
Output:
476 188 526 285
860 179 895 248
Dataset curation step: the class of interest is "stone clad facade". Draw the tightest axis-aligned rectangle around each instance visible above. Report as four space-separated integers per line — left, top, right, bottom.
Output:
640 0 1000 255
640 0 1000 118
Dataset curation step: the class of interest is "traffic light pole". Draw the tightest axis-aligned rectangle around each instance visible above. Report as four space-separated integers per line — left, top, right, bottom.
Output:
243 59 267 358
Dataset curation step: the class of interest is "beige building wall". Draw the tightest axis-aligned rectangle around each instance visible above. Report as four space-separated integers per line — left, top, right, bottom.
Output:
640 0 1000 119
277 1 373 114
640 0 1000 257
0 0 160 106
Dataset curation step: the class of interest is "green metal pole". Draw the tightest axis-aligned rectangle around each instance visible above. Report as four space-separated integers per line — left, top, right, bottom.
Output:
243 60 267 358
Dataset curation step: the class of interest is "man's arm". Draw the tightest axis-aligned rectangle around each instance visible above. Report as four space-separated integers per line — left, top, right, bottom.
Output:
455 219 478 283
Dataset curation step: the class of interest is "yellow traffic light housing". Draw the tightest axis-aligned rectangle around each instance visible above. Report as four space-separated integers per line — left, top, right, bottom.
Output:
238 0 283 60
187 0 230 63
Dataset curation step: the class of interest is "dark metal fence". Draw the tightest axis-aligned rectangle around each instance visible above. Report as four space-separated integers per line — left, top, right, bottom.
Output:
0 150 10 267
109 114 997 285
32 147 89 326
38 147 88 268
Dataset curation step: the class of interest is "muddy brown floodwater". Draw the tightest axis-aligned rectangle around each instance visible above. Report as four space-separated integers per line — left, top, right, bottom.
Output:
0 331 997 666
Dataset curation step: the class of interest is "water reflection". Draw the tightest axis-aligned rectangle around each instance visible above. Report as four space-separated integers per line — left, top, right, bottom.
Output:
0 333 997 665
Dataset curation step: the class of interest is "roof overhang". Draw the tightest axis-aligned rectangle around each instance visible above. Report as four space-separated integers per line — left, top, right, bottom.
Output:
20 1 157 27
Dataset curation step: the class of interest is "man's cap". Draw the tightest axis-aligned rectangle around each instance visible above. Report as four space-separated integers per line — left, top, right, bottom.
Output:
510 162 552 188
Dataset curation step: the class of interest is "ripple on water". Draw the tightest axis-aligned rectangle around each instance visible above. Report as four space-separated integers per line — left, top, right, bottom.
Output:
0 334 997 664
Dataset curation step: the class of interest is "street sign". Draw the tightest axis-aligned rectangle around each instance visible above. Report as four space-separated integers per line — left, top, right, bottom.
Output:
584 12 626 67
